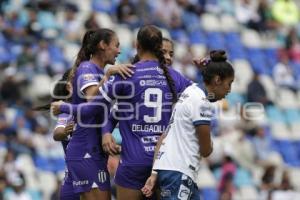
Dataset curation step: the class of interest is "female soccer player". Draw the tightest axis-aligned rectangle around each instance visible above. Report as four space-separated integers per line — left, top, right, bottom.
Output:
51 70 80 200
64 28 133 200
142 50 235 200
162 37 174 66
52 25 192 200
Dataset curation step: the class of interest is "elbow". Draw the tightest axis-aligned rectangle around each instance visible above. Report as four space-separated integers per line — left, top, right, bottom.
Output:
53 134 60 141
200 148 213 158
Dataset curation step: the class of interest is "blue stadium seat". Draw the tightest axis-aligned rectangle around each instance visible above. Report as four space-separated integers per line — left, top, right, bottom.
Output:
225 92 245 107
189 29 207 44
265 106 286 123
200 188 219 200
264 48 278 70
206 32 225 50
274 140 300 167
246 48 269 75
234 168 253 187
284 109 300 124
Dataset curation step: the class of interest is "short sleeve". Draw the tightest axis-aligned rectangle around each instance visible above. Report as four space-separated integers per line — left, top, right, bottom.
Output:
54 113 73 129
99 75 124 103
190 96 213 126
77 65 103 93
170 68 193 94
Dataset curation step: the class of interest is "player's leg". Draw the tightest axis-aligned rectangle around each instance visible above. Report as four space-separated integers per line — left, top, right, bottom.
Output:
116 185 143 200
67 159 111 200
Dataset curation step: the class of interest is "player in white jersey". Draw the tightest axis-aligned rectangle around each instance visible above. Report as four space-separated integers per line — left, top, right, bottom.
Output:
141 50 235 200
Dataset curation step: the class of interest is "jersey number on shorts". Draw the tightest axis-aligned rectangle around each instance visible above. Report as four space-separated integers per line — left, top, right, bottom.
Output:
144 88 162 123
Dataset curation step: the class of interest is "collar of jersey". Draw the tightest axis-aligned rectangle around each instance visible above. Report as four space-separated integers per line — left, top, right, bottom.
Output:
196 83 217 102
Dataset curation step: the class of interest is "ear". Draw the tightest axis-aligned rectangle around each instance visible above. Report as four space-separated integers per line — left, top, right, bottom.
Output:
98 40 107 51
214 76 222 85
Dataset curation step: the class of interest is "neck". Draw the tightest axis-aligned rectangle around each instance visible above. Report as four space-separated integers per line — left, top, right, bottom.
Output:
90 55 105 69
204 83 217 102
138 52 158 61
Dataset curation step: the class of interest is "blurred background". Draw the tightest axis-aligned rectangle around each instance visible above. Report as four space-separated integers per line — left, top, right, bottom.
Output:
0 0 300 199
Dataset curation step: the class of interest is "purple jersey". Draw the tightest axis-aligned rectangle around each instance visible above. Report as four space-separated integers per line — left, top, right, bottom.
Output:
100 60 192 166
67 61 106 161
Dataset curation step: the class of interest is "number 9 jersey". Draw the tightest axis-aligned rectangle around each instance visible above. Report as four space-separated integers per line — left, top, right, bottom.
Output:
100 60 192 166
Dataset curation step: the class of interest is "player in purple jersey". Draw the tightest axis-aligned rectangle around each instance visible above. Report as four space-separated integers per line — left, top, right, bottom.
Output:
141 50 235 200
51 25 192 200
35 70 80 200
162 38 174 66
64 28 134 200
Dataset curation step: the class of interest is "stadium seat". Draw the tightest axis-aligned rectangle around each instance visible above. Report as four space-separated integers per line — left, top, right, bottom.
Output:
95 12 115 29
290 123 300 140
266 106 286 123
64 42 80 63
241 29 262 48
173 42 188 60
220 14 240 32
115 26 133 48
289 168 300 190
201 13 221 32
275 89 298 109
274 140 300 167
196 166 217 188
206 32 225 50
284 109 300 124
231 59 253 93
270 122 291 140
259 75 277 102
190 44 207 58
234 168 253 187
200 188 219 200
37 171 57 200
239 186 259 200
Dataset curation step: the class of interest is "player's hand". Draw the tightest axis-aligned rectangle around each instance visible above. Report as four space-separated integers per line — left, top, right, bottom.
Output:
141 173 157 197
102 133 120 155
64 122 74 136
106 64 135 79
51 100 64 116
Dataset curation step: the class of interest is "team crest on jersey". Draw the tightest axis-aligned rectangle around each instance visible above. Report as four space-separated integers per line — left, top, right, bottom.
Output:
98 170 107 183
58 118 67 124
140 80 146 86
156 66 164 74
83 74 95 81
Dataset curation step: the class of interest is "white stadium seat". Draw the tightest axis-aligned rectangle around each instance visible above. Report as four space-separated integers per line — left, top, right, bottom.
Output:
201 13 221 32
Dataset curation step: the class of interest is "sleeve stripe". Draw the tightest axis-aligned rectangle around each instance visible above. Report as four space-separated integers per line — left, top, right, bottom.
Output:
54 125 66 129
193 120 210 126
80 82 99 93
99 87 112 102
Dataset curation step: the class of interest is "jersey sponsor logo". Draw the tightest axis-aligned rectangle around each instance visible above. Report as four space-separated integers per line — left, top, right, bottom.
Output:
141 136 159 144
156 66 164 74
73 180 89 186
139 79 167 87
199 112 212 118
137 75 153 79
83 74 96 81
98 170 107 183
57 118 67 124
177 184 190 200
132 124 166 133
144 145 155 152
136 66 158 72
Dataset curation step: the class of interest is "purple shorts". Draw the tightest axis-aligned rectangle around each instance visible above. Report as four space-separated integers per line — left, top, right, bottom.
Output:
60 171 80 200
67 159 111 194
115 164 152 190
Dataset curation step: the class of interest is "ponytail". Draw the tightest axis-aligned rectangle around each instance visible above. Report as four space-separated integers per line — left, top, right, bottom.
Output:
154 45 177 104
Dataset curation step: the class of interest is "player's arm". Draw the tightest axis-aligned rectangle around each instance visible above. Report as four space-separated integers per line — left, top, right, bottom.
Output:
102 110 120 155
195 124 213 157
141 132 167 197
83 64 134 100
53 122 74 141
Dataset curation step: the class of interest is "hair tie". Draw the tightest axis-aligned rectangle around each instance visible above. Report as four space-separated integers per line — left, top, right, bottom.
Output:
200 57 211 66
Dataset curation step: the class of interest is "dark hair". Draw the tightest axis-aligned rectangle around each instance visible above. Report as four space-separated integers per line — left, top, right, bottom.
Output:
137 25 177 104
34 69 72 111
68 28 115 82
199 50 234 84
131 54 140 64
162 37 174 48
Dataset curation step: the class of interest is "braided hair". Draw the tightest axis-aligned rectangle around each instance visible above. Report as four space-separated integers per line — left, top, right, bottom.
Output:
137 25 177 104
